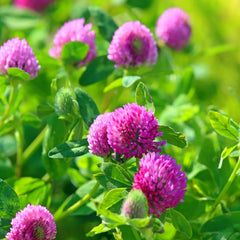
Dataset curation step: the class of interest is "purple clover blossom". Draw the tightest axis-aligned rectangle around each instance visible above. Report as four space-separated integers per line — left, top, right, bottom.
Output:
133 153 187 217
107 103 166 158
108 21 158 68
49 19 97 66
156 8 191 50
87 112 112 157
13 0 55 12
6 204 56 240
0 37 40 79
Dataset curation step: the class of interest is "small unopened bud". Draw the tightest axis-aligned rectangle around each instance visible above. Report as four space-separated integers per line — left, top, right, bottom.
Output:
54 88 77 118
121 189 148 219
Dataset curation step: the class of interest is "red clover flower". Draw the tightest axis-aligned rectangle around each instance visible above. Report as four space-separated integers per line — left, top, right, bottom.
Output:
156 8 191 50
108 21 158 68
13 0 55 12
0 37 40 79
6 204 56 240
107 103 166 158
87 112 112 157
49 19 97 66
133 152 187 217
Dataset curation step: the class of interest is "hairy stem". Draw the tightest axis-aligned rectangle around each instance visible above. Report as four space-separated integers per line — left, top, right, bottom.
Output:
22 125 48 164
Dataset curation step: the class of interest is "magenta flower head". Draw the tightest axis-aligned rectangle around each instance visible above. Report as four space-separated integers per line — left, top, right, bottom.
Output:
6 204 56 240
13 0 55 12
108 21 158 68
133 153 187 217
0 37 40 79
156 8 191 50
107 103 166 158
87 112 112 157
49 19 97 66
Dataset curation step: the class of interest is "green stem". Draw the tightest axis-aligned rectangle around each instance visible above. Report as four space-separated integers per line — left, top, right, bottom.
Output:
211 152 240 213
54 182 100 222
0 84 18 128
15 124 24 178
22 125 48 165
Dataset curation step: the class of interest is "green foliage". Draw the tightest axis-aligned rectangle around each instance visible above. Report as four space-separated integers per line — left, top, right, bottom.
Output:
0 179 20 238
61 41 89 64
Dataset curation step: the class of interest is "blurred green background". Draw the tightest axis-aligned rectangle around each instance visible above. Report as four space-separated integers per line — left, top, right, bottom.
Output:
1 0 240 239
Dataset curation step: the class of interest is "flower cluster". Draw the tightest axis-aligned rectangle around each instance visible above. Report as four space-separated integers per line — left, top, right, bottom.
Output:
108 21 158 68
156 8 191 50
133 152 187 217
49 19 97 66
87 103 166 159
13 0 55 12
6 204 56 240
0 37 40 79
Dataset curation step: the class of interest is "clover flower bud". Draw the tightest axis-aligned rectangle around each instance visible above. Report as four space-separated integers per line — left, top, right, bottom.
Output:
54 88 77 118
122 189 148 219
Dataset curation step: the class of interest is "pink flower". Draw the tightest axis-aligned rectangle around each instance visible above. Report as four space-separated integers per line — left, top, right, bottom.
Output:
133 153 187 217
0 37 40 79
108 21 158 68
6 204 56 240
49 19 97 66
13 0 55 12
107 103 166 158
156 8 191 50
87 112 112 157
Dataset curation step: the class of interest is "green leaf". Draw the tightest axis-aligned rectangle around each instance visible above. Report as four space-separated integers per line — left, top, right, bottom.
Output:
209 111 239 140
7 68 30 81
14 177 52 207
219 144 238 169
200 211 240 233
86 223 111 237
95 163 133 190
0 218 11 239
170 208 192 239
21 113 41 128
175 67 194 97
0 6 40 30
135 82 155 112
35 52 60 68
204 44 235 57
158 125 187 148
89 6 118 42
126 0 153 9
128 217 152 228
48 139 89 158
79 55 115 86
0 179 20 219
122 76 141 88
104 78 122 92
98 207 126 227
0 157 14 180
42 114 70 179
99 188 128 210
37 103 55 118
75 87 99 127
61 41 89 64
62 180 103 216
